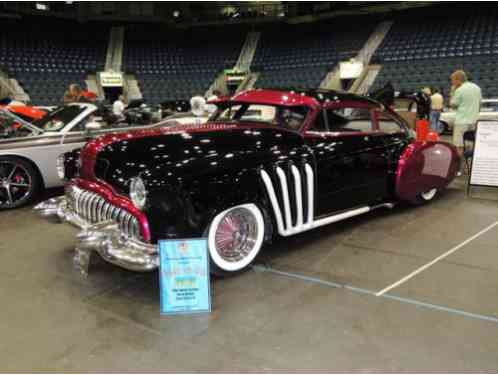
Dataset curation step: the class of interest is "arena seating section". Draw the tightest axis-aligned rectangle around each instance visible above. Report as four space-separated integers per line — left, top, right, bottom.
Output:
371 6 498 98
253 21 375 89
124 26 243 104
5 6 498 107
0 19 108 105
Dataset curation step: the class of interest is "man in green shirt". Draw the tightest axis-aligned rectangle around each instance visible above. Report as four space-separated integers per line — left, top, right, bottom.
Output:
450 70 482 155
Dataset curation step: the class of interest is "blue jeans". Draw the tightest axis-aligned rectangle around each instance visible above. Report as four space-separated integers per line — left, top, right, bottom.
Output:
430 111 441 132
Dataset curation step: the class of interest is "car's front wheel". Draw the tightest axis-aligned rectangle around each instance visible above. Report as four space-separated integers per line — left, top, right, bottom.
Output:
0 156 40 210
207 203 265 275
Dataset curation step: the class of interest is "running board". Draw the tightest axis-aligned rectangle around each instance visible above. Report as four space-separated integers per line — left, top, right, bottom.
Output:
260 166 395 237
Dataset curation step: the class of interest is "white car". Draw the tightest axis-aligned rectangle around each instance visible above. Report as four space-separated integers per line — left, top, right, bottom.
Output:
439 98 498 133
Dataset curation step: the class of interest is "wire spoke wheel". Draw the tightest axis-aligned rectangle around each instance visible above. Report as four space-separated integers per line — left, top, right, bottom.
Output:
0 159 35 209
208 204 265 273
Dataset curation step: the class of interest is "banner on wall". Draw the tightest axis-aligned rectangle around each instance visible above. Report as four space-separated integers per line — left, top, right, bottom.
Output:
100 71 123 87
339 60 364 80
158 239 211 315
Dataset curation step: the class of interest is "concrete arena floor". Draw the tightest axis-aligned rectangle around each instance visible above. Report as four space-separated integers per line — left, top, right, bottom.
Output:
2 177 498 372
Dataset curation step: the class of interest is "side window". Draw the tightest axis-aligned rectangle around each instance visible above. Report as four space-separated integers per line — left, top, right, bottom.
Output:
377 111 405 134
326 107 373 132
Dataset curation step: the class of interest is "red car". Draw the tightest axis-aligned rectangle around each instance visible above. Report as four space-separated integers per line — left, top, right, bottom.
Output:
0 105 48 123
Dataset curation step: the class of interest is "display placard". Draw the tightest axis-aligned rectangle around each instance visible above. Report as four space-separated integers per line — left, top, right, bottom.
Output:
469 121 498 188
158 239 211 315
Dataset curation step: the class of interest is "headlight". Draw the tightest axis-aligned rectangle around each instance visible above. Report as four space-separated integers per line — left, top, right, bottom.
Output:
130 177 147 210
56 155 65 180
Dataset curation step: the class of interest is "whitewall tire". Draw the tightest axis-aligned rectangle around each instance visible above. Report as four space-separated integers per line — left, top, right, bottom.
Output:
208 203 265 273
420 188 437 201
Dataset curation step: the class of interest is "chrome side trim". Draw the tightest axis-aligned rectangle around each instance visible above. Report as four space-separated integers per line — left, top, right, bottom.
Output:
261 163 394 236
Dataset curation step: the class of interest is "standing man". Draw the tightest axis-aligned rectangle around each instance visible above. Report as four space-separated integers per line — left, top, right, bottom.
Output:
450 70 481 157
430 88 444 133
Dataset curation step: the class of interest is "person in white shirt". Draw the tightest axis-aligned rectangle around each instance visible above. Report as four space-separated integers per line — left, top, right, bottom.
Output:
113 95 126 117
430 88 444 133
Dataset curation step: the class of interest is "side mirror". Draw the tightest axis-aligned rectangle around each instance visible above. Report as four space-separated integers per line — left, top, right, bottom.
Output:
85 121 102 132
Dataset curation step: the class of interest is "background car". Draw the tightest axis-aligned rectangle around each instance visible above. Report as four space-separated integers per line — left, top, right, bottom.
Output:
439 98 498 133
0 104 48 123
0 104 208 209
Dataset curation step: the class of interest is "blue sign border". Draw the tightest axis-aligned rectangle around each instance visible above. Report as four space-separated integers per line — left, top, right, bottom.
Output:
158 238 211 315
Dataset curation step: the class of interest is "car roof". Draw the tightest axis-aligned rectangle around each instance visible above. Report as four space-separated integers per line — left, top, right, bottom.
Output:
230 88 382 108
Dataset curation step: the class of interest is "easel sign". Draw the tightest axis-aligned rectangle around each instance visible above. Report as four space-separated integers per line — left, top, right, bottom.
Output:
158 239 211 315
468 121 498 193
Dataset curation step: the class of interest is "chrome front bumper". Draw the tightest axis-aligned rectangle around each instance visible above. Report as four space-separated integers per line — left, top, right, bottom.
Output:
34 197 158 274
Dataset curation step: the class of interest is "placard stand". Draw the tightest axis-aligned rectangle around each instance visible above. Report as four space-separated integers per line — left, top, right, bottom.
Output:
467 121 498 196
158 239 211 315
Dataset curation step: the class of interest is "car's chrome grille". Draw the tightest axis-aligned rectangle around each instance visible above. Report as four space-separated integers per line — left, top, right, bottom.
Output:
66 186 142 240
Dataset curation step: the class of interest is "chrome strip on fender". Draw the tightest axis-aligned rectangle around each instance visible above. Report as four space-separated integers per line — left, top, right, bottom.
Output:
261 163 392 237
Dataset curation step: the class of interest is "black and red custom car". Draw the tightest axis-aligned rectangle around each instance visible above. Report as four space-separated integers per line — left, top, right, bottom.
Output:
36 89 460 275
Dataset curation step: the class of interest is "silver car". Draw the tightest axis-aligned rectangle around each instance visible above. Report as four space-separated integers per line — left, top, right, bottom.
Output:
0 103 206 210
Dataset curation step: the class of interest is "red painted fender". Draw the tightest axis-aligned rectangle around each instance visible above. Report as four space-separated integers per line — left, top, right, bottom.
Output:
395 141 460 202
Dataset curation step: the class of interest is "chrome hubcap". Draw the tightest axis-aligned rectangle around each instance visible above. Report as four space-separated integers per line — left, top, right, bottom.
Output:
214 207 259 263
0 162 32 207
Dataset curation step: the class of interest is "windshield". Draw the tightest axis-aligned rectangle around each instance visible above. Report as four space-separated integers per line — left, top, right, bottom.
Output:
33 105 86 132
0 109 43 139
210 103 310 131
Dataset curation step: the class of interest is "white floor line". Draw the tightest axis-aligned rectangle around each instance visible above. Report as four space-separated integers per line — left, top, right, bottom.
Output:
376 220 498 297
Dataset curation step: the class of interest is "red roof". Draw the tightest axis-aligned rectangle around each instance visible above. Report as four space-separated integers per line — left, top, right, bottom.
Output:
230 89 320 108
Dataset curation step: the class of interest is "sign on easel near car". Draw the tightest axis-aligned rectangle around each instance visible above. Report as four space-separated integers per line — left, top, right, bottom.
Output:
159 239 211 315
469 121 498 190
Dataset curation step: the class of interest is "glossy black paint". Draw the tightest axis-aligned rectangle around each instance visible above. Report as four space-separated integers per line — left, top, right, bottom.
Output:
94 126 308 241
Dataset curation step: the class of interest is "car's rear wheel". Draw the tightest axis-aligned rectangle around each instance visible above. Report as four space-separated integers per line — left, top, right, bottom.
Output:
207 203 265 275
0 157 40 210
411 188 438 205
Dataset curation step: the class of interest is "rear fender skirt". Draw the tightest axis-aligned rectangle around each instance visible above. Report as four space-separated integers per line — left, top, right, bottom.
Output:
395 141 460 202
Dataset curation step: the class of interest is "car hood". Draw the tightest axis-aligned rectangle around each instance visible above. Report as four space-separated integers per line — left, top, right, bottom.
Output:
80 122 303 194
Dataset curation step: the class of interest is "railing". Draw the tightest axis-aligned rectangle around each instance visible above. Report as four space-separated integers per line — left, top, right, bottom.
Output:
105 27 124 72
234 31 261 72
355 21 393 67
320 20 393 91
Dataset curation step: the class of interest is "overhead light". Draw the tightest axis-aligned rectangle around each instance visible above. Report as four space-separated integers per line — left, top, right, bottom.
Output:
277 11 286 18
36 3 49 11
173 10 180 18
